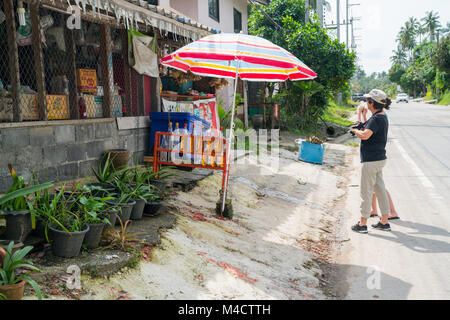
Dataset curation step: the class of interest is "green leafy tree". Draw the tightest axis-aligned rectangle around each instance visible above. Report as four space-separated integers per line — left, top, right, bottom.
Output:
249 0 356 129
434 35 450 73
388 64 406 84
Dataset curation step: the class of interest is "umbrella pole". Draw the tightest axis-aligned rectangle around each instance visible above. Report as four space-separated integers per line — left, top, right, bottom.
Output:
221 59 240 214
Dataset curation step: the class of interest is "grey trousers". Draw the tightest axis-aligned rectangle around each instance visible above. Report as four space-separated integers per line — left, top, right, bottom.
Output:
360 160 390 218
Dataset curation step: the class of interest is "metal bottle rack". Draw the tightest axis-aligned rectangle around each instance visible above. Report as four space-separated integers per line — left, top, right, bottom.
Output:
152 131 230 191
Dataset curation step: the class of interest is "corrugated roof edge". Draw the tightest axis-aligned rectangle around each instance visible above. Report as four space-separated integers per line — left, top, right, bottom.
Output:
123 0 218 34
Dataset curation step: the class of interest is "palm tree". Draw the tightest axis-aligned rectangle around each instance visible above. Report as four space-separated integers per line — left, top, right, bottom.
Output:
396 21 416 61
408 17 420 33
407 17 420 42
421 11 441 42
390 46 407 67
440 22 450 36
416 24 426 43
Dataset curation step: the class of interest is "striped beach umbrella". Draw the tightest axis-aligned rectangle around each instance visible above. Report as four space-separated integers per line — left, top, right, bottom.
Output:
161 33 317 81
161 33 317 213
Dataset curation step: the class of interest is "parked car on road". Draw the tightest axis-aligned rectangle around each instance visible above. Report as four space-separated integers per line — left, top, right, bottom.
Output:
351 94 366 102
396 93 409 103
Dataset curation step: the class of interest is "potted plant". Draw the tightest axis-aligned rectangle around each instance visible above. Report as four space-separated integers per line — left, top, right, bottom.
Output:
146 166 173 192
130 184 157 220
48 213 89 258
29 184 81 242
107 179 136 225
144 192 167 216
34 185 89 258
0 241 42 300
90 153 120 195
76 188 114 249
104 149 130 170
0 165 53 243
81 184 118 229
297 136 325 165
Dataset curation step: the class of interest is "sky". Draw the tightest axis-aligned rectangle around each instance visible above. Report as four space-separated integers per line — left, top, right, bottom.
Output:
325 0 450 75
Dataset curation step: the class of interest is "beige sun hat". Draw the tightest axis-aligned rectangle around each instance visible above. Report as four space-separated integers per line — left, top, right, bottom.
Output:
364 89 387 104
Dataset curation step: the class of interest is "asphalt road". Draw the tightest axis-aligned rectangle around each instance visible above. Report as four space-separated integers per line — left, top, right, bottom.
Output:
340 101 450 300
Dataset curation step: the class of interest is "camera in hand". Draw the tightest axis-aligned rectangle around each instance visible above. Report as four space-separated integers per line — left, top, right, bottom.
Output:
348 121 365 136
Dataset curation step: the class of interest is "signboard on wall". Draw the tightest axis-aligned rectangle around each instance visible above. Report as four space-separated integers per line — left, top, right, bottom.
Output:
77 69 98 93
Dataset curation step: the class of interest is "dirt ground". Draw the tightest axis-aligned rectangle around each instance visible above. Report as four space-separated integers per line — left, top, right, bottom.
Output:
59 132 358 300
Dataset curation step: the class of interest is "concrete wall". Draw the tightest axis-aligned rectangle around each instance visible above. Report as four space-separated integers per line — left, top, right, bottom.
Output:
170 0 248 33
0 118 150 193
170 0 199 21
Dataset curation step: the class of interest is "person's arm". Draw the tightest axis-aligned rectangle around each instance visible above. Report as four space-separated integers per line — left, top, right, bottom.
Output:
351 115 379 140
357 105 362 122
351 128 373 140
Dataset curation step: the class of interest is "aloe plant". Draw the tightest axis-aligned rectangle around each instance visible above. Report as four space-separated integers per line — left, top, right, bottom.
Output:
0 241 42 300
91 154 135 185
92 153 117 184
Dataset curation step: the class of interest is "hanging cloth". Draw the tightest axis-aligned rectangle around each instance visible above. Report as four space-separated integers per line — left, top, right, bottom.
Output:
129 28 159 77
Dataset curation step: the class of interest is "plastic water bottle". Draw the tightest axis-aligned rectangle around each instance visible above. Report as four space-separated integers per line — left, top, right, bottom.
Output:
160 122 172 162
203 126 212 167
167 122 173 162
193 124 202 165
201 125 207 166
180 123 191 164
171 122 181 163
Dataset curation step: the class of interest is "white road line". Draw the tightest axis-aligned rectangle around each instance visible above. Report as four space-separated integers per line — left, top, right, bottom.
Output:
392 139 443 200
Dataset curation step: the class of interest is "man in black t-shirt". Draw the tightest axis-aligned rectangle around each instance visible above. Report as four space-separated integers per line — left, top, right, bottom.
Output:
350 89 392 234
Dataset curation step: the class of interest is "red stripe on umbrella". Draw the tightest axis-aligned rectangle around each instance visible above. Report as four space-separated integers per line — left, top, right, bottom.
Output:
189 67 237 78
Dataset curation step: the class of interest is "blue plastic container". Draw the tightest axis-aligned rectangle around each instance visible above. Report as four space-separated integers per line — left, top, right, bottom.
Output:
298 141 325 165
149 112 210 151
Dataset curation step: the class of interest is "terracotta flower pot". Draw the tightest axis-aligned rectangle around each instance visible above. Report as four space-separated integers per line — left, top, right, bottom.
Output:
0 246 5 268
0 280 25 300
104 149 130 170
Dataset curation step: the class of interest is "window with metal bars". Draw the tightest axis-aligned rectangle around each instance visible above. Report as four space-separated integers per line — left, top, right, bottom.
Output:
209 0 220 22
234 8 242 33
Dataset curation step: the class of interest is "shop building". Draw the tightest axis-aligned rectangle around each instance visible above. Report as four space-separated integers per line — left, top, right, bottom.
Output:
0 0 216 192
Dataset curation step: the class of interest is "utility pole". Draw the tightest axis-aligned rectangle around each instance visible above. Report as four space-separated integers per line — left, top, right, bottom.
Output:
346 0 349 48
436 31 440 101
305 0 310 24
336 0 340 41
351 17 354 49
317 0 324 26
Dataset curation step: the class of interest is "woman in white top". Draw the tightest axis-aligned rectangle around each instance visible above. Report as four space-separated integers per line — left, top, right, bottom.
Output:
357 99 370 123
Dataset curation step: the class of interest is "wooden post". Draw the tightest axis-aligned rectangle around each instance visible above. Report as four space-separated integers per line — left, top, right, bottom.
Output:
64 27 79 119
30 1 47 121
4 0 22 122
151 27 161 113
150 77 161 112
243 80 248 128
100 24 114 118
262 84 268 129
122 29 132 116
